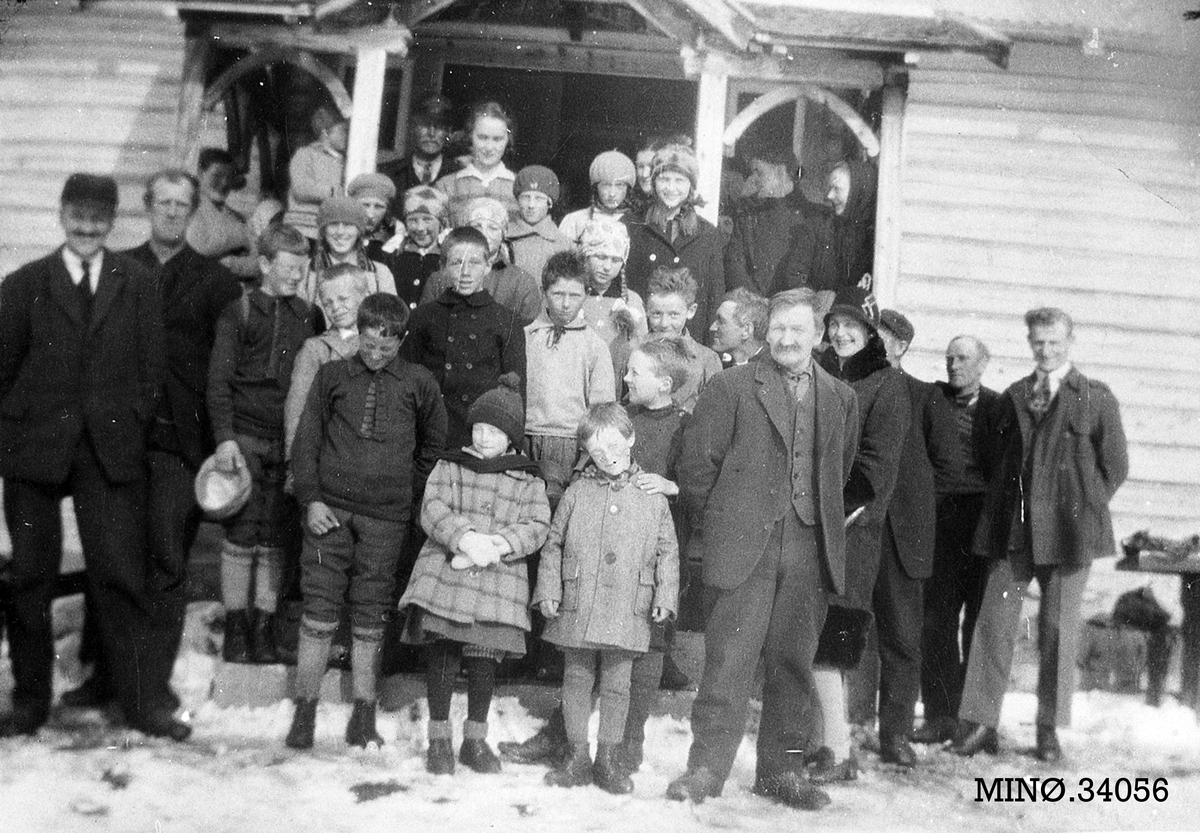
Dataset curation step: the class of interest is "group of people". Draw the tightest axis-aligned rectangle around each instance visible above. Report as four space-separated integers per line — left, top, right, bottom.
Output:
0 92 1128 814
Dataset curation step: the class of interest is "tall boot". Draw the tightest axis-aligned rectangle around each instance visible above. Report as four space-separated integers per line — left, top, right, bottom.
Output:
223 609 252 664
250 608 280 664
593 743 634 794
286 698 318 749
426 719 455 775
346 699 384 748
544 744 593 788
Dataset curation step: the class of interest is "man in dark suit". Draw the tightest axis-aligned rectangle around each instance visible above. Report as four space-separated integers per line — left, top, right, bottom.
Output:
667 288 859 810
953 307 1128 762
0 174 189 740
911 335 1003 744
848 309 958 766
378 96 462 205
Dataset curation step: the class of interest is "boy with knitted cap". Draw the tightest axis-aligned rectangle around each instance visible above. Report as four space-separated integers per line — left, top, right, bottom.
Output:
398 375 551 776
508 165 571 284
301 195 398 307
348 172 399 253
559 150 637 244
288 293 448 751
389 185 449 309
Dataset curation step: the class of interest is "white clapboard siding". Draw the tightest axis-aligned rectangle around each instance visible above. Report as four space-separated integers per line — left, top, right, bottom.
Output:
0 1 185 274
897 40 1200 538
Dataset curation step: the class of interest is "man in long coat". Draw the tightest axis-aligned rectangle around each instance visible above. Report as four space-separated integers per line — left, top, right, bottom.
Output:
952 307 1128 762
667 287 858 810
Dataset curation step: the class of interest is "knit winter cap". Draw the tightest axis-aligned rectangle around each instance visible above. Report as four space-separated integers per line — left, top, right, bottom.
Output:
879 308 914 344
347 172 397 203
467 373 525 448
316 195 368 230
61 173 118 212
513 165 560 203
651 143 698 189
401 185 449 226
311 105 346 135
825 285 880 332
457 195 509 229
578 216 630 260
589 150 636 187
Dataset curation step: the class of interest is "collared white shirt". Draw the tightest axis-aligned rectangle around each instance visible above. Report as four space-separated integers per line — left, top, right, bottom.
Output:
413 156 442 185
454 162 515 189
1037 361 1073 399
62 247 102 293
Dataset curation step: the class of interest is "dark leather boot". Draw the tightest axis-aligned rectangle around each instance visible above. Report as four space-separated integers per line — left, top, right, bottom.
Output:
223 609 252 664
285 698 317 749
460 738 502 773
1035 725 1062 763
593 743 634 794
879 732 918 767
615 739 644 775
544 744 593 788
250 609 280 665
499 711 568 766
426 737 456 775
910 715 958 744
951 721 1000 756
346 700 384 748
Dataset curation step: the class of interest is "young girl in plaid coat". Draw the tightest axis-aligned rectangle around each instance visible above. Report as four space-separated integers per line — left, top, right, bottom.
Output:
398 375 551 775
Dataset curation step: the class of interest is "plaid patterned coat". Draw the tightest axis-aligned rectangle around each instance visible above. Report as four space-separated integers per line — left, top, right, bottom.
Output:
398 458 551 630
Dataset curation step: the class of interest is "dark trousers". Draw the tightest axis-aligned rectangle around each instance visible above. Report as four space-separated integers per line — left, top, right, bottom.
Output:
847 525 924 736
688 514 827 784
3 438 154 723
300 507 406 632
920 493 988 720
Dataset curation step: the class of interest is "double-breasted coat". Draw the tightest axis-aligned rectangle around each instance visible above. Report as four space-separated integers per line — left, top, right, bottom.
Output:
625 214 725 342
534 465 679 653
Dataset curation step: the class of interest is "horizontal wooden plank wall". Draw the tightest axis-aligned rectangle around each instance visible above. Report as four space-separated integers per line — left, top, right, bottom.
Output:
0 1 185 277
896 41 1200 538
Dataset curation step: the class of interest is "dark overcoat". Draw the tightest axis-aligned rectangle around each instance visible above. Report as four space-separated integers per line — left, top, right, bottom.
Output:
625 214 725 342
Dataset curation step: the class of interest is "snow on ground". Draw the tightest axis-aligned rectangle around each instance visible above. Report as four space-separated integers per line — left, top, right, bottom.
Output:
3 597 1200 832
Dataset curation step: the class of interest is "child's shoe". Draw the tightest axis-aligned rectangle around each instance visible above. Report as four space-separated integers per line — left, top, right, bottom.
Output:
426 720 455 775
593 743 634 794
544 744 593 788
250 609 280 664
222 609 252 664
285 698 317 749
459 720 501 773
345 700 384 748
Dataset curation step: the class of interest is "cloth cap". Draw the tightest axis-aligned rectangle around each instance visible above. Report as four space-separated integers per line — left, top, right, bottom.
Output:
402 185 449 226
651 143 698 189
825 285 880 332
61 173 118 212
412 95 454 130
579 216 630 260
316 195 368 231
589 150 636 187
311 106 346 135
513 165 560 203
468 373 525 448
879 308 914 344
347 173 397 203
194 455 252 521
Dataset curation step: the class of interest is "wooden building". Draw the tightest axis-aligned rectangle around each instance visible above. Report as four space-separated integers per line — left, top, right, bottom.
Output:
0 0 1196 541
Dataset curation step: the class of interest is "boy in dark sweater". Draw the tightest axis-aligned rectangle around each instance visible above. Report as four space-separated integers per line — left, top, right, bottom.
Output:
207 223 317 665
288 293 448 749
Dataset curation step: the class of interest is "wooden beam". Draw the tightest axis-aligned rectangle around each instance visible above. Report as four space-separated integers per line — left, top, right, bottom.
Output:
415 20 678 54
674 0 753 50
346 46 388 180
203 45 355 118
174 34 210 169
623 0 699 44
871 77 905 309
413 37 685 80
207 20 409 54
681 44 883 88
722 85 880 157
694 55 729 225
394 0 460 29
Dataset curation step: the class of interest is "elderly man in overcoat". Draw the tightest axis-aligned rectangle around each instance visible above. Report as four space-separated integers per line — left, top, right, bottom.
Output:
952 307 1128 762
666 288 859 810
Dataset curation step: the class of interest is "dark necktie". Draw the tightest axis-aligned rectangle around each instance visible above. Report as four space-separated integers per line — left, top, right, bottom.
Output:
76 258 93 322
1028 374 1051 422
360 373 380 439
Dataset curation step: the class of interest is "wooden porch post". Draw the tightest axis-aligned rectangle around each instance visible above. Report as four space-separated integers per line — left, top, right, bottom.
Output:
345 46 388 179
872 71 906 309
174 32 210 170
694 54 729 226
393 57 416 155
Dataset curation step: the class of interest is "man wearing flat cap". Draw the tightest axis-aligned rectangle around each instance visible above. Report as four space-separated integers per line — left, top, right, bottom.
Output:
379 96 463 202
0 174 190 740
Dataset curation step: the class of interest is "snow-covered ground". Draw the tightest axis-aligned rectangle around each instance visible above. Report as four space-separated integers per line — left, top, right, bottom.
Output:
3 578 1200 832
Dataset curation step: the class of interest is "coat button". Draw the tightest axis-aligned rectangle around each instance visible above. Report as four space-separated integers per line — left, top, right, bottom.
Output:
465 363 473 369
445 363 452 370
461 394 469 401
447 336 454 343
605 551 617 564
609 505 619 514
673 256 680 263
469 333 477 340
649 253 656 261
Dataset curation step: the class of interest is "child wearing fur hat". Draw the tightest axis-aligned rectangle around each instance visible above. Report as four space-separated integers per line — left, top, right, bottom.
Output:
559 150 637 245
285 106 348 240
397 376 551 776
288 293 448 750
577 216 647 394
297 195 398 308
626 143 726 343
387 185 449 310
534 402 679 794
508 165 571 284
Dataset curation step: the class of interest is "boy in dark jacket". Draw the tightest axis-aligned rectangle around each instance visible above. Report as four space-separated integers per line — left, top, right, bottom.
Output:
207 223 317 665
288 294 448 749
